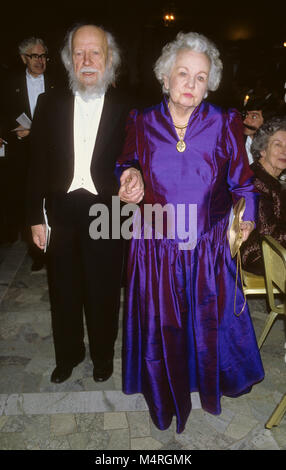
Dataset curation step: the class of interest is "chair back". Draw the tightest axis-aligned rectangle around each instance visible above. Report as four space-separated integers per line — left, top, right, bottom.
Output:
261 236 286 429
262 236 286 311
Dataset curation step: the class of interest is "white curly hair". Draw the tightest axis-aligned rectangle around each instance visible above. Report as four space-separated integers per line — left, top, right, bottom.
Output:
154 32 223 95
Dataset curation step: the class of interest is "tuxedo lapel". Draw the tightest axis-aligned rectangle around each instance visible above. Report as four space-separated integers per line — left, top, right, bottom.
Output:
20 73 32 120
61 92 75 181
52 91 75 187
91 89 120 165
44 74 55 93
20 73 53 121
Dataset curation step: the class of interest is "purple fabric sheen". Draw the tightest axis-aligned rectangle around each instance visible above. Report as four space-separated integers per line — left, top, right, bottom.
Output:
117 98 264 434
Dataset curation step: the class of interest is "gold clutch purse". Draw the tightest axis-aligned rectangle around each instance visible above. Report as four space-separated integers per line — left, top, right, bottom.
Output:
228 197 246 316
228 197 245 258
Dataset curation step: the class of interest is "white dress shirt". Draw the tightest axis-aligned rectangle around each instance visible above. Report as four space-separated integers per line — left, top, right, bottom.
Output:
26 70 45 117
67 93 105 195
245 135 254 165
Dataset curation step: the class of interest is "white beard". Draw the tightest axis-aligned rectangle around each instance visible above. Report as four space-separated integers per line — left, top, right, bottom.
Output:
68 66 114 101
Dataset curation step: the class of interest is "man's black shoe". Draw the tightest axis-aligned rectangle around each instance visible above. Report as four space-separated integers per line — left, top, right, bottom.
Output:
50 365 74 383
51 353 85 383
93 359 113 382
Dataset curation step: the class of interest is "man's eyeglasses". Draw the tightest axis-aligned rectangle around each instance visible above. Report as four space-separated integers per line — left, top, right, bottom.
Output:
25 53 48 61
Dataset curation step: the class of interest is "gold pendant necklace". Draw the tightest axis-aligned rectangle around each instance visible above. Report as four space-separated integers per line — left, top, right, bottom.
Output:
176 139 186 152
174 123 188 153
168 102 188 153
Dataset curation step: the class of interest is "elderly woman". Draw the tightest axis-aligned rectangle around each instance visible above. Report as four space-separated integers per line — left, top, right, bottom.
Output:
241 117 286 275
117 32 264 433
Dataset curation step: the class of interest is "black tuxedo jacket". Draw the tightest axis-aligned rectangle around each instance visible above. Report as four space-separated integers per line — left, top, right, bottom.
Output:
1 70 55 140
27 86 133 226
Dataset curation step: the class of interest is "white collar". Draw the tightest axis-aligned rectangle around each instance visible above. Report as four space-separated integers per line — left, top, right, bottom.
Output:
74 91 105 104
26 69 44 81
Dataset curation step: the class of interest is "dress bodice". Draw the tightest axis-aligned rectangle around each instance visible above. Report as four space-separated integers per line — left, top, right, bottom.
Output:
117 98 257 240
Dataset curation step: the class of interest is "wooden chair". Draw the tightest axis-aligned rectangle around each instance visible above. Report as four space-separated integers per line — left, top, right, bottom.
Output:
260 235 286 428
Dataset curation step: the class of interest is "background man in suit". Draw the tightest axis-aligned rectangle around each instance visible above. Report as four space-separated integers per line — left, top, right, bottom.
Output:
242 93 281 164
27 24 143 384
0 37 55 270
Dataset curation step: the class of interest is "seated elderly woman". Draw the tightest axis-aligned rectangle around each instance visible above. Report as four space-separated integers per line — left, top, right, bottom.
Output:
241 117 286 275
117 32 264 433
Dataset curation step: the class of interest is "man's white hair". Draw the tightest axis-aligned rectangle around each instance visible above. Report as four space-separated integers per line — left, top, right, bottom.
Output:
154 32 223 95
61 24 121 99
18 37 48 55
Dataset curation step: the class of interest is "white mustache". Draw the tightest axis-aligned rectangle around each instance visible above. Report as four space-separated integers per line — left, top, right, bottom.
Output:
80 67 99 73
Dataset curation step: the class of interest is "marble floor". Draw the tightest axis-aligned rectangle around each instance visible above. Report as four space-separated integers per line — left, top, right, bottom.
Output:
0 240 286 451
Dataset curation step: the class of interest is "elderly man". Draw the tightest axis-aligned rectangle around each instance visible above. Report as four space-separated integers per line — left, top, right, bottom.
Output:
0 37 55 269
27 24 143 384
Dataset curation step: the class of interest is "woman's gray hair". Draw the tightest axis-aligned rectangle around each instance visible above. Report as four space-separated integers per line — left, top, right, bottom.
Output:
61 23 121 81
251 117 286 160
18 37 48 55
154 31 223 95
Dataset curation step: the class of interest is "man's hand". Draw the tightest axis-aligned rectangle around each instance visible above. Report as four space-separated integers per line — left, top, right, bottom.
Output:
0 138 4 148
240 221 255 242
31 224 46 250
15 125 30 139
118 167 144 204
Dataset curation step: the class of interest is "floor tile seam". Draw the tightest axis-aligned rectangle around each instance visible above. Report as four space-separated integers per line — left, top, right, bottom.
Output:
0 390 149 416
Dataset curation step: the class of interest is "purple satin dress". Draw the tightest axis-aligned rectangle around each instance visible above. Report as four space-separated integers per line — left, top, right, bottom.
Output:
116 98 264 433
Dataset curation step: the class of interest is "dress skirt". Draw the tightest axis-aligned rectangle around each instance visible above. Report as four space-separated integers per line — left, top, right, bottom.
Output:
122 214 264 433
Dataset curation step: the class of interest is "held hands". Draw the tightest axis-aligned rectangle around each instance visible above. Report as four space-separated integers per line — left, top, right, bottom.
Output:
31 224 46 250
118 168 144 204
240 221 255 242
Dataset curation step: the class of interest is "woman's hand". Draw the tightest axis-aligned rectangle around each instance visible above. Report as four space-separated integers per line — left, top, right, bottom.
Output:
118 168 144 204
240 221 255 242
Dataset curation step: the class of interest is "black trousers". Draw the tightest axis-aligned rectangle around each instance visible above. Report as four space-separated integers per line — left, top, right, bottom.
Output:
46 190 124 367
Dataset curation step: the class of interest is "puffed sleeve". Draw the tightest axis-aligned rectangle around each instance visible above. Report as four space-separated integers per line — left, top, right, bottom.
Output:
225 109 259 222
115 109 143 181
